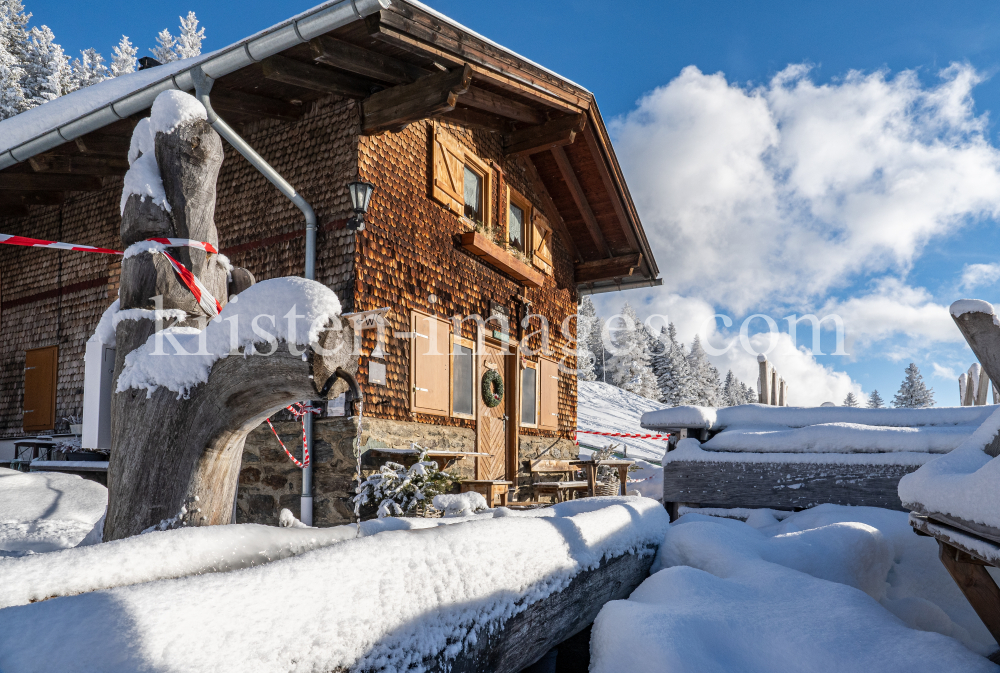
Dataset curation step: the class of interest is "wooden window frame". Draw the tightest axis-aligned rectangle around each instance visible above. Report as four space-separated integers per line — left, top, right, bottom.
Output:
506 187 533 255
451 334 477 420
538 356 560 430
463 152 492 230
519 359 539 428
409 309 452 417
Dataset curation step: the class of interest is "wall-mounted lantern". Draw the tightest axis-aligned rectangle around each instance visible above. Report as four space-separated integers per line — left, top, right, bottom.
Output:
347 181 375 231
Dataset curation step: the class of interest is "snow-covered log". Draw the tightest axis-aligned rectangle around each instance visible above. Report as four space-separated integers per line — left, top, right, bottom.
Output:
103 91 358 541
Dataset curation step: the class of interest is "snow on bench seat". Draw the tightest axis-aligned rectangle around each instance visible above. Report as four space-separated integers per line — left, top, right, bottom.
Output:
0 497 667 673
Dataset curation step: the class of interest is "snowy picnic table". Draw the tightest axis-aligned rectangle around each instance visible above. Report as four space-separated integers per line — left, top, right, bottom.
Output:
570 458 635 497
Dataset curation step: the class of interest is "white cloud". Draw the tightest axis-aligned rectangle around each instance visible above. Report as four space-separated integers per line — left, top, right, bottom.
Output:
611 63 1000 314
960 263 1000 291
932 362 959 380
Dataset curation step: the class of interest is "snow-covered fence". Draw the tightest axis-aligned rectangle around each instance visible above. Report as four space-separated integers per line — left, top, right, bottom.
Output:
958 362 997 406
756 354 787 406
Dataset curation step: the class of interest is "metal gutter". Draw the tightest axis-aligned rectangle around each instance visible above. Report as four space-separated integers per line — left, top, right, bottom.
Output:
577 277 663 296
0 0 390 171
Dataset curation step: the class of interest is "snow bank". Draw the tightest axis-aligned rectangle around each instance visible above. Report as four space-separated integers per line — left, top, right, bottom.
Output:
643 403 995 431
951 299 996 318
89 299 119 346
665 437 938 466
898 406 1000 527
433 491 489 517
578 381 671 461
0 468 106 556
116 277 342 398
0 497 666 673
591 505 999 672
703 421 973 454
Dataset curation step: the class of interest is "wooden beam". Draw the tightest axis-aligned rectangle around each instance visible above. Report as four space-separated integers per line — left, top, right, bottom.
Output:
309 35 426 85
435 107 511 133
0 174 103 192
521 155 581 263
581 124 646 264
938 540 1000 645
574 253 642 283
28 154 129 176
459 85 544 125
505 113 586 156
261 55 373 99
362 64 472 134
74 135 130 155
209 88 305 121
550 145 611 257
0 204 29 218
950 308 1000 435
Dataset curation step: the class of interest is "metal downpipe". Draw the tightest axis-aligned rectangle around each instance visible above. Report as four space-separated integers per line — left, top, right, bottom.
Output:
192 67 317 525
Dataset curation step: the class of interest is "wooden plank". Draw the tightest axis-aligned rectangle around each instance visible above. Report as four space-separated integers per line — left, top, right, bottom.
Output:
521 156 581 263
550 145 612 258
261 54 373 99
505 114 586 156
74 135 130 155
310 35 426 85
951 310 1000 422
209 88 305 121
759 358 770 405
435 107 511 133
362 64 472 134
911 515 1000 566
574 253 642 284
456 231 544 288
978 365 991 406
0 174 103 191
27 154 129 175
460 85 544 125
907 505 1000 546
937 540 1000 644
663 459 919 511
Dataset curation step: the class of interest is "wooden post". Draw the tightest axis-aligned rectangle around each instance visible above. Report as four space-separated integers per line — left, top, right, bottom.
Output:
783 380 789 406
937 540 1000 645
978 366 990 406
964 366 977 407
959 373 969 407
770 370 778 406
777 378 785 406
758 356 770 405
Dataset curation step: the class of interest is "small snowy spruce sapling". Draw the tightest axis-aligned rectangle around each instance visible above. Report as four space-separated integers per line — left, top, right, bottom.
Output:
842 392 859 408
892 363 935 408
353 449 454 518
867 390 884 409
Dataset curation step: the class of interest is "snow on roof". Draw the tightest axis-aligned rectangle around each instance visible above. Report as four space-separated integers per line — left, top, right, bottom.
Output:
641 403 997 431
898 406 1000 528
0 497 666 672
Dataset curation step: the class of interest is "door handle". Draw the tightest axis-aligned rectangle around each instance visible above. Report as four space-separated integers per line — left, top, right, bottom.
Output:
23 410 34 413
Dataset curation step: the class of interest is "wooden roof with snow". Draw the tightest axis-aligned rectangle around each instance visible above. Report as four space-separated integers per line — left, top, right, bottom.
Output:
0 0 659 292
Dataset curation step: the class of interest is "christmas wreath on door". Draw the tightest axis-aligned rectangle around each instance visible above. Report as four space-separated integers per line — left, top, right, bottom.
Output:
481 369 504 407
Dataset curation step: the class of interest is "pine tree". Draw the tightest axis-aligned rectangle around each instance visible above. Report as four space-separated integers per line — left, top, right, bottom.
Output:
842 392 859 407
687 335 721 407
587 307 608 383
652 323 692 406
68 48 107 91
151 27 176 63
867 390 884 409
0 0 30 119
605 302 658 400
575 296 597 382
21 25 68 106
175 11 204 59
892 363 935 408
110 35 137 77
739 381 757 405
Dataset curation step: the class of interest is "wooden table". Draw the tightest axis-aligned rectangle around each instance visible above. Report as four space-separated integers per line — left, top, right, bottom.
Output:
569 459 634 497
368 448 490 472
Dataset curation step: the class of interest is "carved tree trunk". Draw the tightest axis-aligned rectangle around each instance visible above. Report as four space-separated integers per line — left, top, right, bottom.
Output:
104 114 357 541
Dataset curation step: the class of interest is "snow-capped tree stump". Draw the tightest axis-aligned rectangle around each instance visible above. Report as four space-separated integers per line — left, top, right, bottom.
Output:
104 95 357 541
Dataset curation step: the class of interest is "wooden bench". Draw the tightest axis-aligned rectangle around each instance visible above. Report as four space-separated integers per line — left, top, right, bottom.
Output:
460 480 512 507
529 460 589 503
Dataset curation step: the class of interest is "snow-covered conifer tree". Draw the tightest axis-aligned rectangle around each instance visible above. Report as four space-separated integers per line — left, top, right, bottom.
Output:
68 48 107 91
110 35 137 77
739 381 757 404
175 11 204 59
687 335 721 407
867 389 884 409
842 392 859 407
151 28 176 63
652 323 692 406
576 296 598 382
605 302 658 400
21 25 68 105
0 0 29 118
892 363 935 408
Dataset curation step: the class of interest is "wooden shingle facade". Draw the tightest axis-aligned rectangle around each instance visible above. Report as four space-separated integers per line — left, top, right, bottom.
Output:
0 0 659 525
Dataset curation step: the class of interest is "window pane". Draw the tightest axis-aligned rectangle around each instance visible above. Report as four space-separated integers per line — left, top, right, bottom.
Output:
453 344 474 415
509 203 524 251
463 166 482 222
521 366 537 425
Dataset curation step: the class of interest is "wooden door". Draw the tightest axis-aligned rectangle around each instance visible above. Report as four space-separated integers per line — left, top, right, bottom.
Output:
477 342 508 480
23 346 57 432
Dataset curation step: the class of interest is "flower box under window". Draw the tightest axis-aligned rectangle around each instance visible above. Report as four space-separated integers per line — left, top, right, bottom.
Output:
456 232 544 288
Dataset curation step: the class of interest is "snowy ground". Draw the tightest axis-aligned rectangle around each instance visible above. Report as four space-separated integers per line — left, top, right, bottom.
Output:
577 380 669 461
592 505 999 672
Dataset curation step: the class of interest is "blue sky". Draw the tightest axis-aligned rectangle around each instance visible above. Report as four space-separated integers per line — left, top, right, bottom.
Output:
28 0 1000 406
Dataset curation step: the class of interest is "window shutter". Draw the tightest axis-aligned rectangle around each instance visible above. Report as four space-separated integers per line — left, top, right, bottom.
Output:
411 311 451 416
23 346 58 432
532 212 553 272
431 124 466 215
538 357 560 429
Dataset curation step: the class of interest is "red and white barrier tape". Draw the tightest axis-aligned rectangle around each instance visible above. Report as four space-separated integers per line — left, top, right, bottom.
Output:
0 234 221 317
266 403 321 469
575 429 672 441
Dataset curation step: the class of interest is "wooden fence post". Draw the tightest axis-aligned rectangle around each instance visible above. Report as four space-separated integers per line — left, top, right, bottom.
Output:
758 355 770 405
